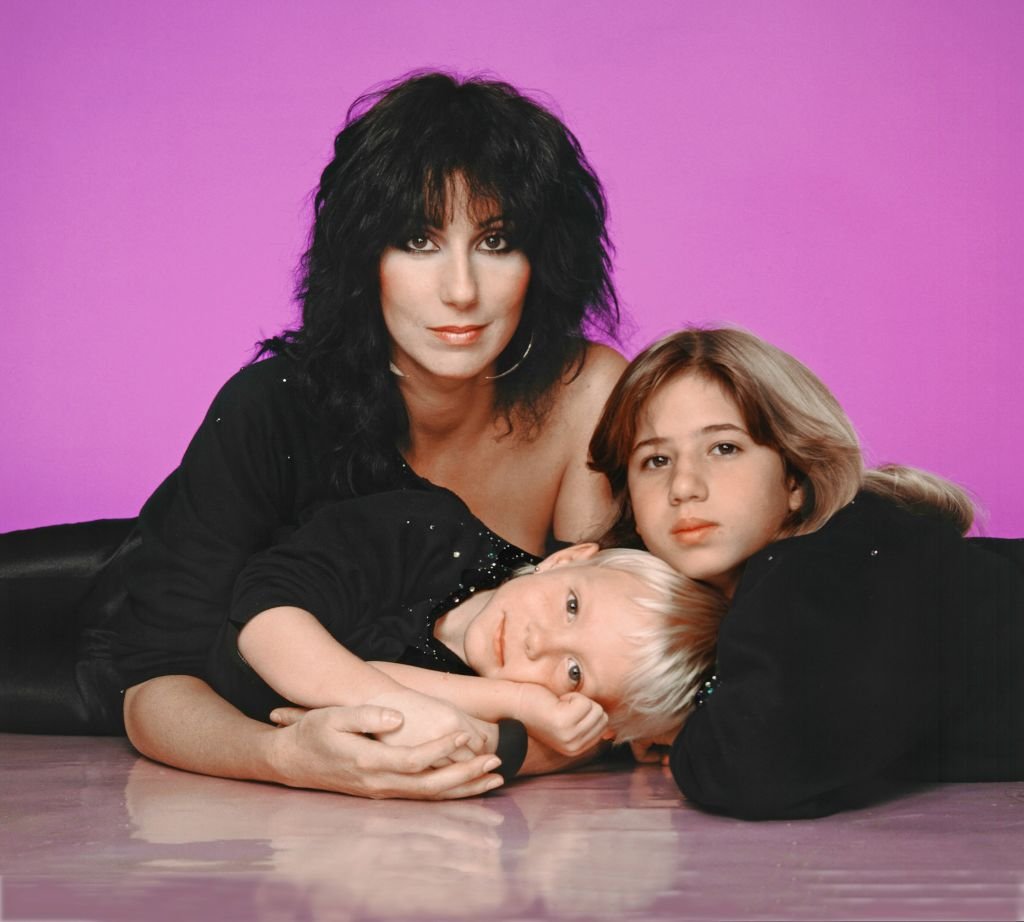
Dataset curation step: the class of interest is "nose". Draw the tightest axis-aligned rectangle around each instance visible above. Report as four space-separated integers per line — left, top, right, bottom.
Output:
524 623 539 660
668 459 708 505
523 621 563 662
440 250 478 311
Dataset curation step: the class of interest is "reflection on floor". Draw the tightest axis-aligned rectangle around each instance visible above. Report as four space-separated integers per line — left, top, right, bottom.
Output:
1 735 1023 921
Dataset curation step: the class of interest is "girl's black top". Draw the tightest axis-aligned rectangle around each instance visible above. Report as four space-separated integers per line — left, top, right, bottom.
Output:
672 491 1024 819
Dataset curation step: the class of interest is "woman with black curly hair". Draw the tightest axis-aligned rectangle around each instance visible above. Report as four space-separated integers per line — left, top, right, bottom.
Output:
1 72 626 800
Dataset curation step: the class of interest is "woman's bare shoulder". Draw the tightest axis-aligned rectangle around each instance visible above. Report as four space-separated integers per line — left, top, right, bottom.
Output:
558 341 627 417
544 342 626 541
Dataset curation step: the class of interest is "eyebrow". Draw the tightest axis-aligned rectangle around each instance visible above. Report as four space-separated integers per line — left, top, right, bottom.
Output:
631 423 747 454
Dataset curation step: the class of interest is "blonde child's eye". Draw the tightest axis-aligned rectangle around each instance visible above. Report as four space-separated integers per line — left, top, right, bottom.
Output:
566 591 579 620
567 659 582 688
711 442 740 456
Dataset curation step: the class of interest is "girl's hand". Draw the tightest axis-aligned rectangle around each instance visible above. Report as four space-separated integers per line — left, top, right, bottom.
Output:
629 727 679 765
517 685 608 756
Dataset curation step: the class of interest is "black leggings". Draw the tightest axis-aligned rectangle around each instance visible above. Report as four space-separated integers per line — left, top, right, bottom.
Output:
0 519 136 734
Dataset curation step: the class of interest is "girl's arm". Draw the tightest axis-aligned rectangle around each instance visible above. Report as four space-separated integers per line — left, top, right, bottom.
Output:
370 660 608 759
238 607 495 754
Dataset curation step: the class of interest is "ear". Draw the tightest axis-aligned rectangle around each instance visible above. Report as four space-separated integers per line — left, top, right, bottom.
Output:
786 474 805 514
535 542 600 573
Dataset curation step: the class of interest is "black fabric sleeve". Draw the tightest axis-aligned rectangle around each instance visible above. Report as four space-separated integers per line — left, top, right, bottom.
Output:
228 491 472 637
115 360 318 687
206 491 485 719
671 499 951 819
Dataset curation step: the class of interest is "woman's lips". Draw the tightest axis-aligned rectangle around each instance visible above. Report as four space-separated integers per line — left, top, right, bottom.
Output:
429 324 486 345
671 519 717 545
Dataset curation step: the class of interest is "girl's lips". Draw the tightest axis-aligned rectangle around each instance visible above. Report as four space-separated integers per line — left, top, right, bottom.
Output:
429 325 486 346
671 521 717 545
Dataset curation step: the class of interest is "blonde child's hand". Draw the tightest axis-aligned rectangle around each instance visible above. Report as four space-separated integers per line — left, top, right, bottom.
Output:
517 684 608 756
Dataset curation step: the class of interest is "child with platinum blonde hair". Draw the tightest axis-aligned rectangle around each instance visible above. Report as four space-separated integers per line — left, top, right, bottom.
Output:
590 327 1023 819
205 488 725 782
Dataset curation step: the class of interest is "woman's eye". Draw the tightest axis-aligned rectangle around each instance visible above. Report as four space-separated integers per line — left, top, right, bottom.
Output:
478 233 509 252
404 235 436 252
567 659 582 688
710 442 740 456
566 591 579 621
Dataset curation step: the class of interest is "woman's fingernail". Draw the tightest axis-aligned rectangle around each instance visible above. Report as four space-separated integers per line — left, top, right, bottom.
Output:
454 733 470 747
485 776 505 791
381 709 402 727
483 757 501 773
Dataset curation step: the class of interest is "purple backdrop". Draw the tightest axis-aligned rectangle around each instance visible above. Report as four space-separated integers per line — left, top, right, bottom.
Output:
3 0 1022 536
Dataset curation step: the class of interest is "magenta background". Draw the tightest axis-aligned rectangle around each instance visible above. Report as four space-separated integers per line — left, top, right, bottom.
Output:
2 1 1021 536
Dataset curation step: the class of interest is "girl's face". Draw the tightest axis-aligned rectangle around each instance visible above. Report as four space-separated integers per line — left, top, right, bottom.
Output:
627 373 803 598
460 547 654 710
379 177 531 383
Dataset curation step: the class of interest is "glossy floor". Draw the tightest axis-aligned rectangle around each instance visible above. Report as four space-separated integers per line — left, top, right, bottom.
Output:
1 735 1023 921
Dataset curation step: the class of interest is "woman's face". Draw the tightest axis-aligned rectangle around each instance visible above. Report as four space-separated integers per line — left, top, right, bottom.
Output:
379 177 531 383
626 373 803 598
461 549 654 711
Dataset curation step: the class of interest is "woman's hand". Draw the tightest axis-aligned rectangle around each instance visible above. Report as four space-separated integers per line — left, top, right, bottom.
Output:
516 684 609 756
266 704 504 797
362 689 498 763
124 676 504 801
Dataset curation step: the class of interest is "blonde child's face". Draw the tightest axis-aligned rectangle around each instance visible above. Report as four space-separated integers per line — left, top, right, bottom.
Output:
461 550 655 710
627 373 803 598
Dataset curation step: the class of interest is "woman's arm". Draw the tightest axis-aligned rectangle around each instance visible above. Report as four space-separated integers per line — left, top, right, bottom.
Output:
124 675 505 799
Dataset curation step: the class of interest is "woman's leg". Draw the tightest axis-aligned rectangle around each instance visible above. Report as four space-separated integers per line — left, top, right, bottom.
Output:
0 519 136 734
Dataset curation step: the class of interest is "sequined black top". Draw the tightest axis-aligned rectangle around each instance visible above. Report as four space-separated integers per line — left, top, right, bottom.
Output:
115 356 439 688
205 489 539 721
671 491 1024 820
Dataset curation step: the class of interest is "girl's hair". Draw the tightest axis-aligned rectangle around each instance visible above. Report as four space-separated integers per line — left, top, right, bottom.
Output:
587 548 726 743
590 327 974 546
260 71 619 493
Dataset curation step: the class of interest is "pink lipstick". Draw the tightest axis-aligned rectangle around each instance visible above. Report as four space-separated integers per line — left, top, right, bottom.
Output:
671 518 717 545
429 324 485 345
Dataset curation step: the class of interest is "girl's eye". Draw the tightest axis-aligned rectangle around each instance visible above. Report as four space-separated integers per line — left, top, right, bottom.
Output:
566 591 579 621
641 454 671 470
404 235 436 252
567 659 582 688
478 233 509 252
710 442 740 456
